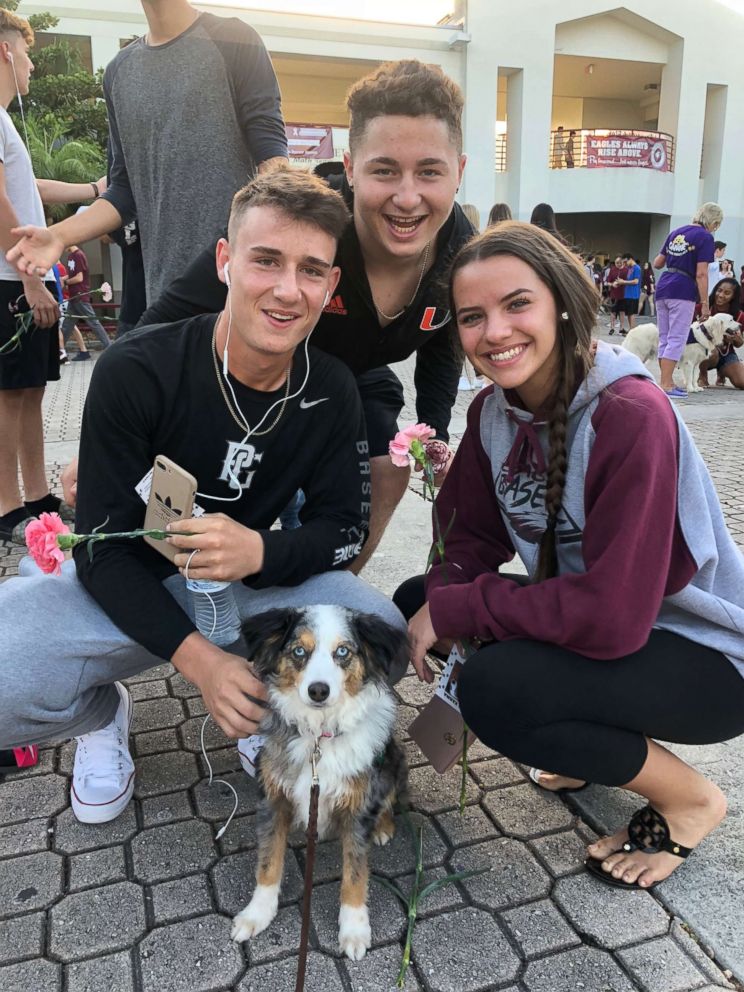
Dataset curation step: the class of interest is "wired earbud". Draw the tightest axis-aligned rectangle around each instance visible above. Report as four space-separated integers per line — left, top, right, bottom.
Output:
6 48 29 149
324 290 330 307
222 262 232 375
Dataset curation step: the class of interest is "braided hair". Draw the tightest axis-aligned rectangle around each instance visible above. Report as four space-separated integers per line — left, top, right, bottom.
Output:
448 221 600 581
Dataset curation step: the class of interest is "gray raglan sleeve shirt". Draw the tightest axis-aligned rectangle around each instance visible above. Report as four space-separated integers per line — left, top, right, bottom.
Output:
101 16 287 226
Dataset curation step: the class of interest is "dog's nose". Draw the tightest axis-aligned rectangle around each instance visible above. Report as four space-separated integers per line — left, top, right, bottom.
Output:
308 681 330 703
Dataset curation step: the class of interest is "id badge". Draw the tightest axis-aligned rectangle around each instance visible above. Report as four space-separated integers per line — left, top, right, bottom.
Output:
237 734 265 778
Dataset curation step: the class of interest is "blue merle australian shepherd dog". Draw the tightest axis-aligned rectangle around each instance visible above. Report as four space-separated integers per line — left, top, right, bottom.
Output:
231 605 408 961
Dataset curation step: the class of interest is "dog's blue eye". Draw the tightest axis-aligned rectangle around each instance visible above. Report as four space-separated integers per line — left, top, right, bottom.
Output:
335 646 350 659
292 646 306 659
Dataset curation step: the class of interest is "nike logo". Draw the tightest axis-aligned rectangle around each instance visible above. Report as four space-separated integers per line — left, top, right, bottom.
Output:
299 397 330 409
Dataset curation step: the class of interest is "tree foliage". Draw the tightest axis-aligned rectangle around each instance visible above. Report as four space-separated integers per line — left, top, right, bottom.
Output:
26 118 105 220
1 1 108 152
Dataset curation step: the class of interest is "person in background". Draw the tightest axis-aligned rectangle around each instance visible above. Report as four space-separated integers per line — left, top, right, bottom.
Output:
653 202 722 398
707 241 726 296
52 259 87 363
607 255 628 335
487 202 512 226
618 252 641 330
583 253 595 282
564 129 576 168
696 278 744 390
720 258 734 278
530 202 563 241
60 241 111 355
640 261 655 317
460 203 480 232
552 127 566 169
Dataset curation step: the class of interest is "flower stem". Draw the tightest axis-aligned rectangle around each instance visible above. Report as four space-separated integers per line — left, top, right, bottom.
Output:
459 723 470 815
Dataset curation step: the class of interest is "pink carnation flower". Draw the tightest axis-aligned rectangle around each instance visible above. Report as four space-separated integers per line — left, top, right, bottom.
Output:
25 512 70 576
100 282 113 302
389 423 436 468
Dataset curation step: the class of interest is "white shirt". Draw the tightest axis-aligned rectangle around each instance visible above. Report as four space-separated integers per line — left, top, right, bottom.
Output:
708 260 722 296
0 107 49 282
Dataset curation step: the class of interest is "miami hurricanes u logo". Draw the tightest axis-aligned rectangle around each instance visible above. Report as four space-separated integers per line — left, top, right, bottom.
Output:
420 307 451 331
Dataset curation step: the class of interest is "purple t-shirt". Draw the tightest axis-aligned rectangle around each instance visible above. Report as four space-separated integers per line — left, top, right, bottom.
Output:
656 224 714 302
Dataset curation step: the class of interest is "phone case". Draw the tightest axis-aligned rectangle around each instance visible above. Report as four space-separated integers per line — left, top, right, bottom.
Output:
143 456 197 563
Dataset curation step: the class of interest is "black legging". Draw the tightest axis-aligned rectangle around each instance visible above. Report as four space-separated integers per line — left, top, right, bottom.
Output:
394 576 744 785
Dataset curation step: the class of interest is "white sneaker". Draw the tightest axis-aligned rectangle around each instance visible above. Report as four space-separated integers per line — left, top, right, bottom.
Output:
71 683 135 823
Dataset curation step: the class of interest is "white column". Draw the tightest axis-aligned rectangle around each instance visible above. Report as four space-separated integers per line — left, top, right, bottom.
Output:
460 50 498 216
91 35 124 73
716 85 744 264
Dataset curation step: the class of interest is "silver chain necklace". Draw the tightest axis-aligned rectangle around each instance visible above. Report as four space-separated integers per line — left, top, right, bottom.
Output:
373 241 431 321
212 326 291 438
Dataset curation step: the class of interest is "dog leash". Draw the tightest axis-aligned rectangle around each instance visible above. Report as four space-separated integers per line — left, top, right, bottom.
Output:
295 737 322 992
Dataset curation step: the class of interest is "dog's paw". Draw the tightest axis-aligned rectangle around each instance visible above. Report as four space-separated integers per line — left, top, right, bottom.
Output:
231 884 279 942
372 824 395 846
372 809 395 846
338 904 371 961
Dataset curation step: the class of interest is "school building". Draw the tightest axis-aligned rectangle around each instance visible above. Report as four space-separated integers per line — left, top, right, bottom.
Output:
30 0 744 267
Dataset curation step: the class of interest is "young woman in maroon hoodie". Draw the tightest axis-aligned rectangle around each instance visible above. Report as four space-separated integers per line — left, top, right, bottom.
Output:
394 221 744 891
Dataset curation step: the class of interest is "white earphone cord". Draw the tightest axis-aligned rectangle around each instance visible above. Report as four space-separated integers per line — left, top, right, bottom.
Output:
9 56 30 150
185 551 239 841
195 274 317 503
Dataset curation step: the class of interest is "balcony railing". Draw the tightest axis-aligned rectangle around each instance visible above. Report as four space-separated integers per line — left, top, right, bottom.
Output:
548 128 675 173
495 133 506 173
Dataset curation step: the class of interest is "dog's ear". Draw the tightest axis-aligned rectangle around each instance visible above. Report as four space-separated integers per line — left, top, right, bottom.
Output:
350 612 409 682
242 608 301 676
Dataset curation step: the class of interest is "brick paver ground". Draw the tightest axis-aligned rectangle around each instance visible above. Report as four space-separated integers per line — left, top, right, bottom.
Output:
1 327 742 992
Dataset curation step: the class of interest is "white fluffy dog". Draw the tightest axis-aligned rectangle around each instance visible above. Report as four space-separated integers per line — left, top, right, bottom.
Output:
622 313 741 392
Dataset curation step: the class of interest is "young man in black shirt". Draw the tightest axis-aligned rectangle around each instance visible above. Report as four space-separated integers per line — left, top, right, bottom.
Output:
0 171 404 823
135 60 474 571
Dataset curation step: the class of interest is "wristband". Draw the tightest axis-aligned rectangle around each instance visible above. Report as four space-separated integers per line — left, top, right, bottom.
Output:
91 182 100 199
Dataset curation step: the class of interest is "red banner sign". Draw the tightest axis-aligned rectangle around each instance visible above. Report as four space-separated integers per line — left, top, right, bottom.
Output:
586 134 670 171
285 123 334 160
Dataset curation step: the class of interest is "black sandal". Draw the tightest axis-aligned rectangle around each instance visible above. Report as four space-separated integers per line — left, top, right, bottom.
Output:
585 804 693 890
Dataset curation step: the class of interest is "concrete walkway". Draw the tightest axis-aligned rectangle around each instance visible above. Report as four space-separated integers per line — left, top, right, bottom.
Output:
0 325 742 992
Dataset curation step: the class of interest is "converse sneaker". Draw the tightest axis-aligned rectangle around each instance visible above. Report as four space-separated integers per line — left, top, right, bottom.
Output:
71 683 135 823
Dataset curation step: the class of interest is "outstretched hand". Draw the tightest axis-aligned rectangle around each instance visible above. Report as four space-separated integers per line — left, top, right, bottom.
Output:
8 225 64 278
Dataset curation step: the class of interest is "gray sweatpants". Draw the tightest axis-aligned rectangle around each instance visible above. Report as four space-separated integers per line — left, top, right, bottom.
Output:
0 559 406 749
61 299 111 349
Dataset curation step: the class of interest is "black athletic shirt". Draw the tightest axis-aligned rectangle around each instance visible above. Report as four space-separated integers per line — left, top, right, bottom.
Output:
137 177 474 441
74 316 369 661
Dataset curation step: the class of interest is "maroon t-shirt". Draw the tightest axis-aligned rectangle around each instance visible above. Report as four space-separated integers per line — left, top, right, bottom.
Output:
66 248 90 302
608 265 626 301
